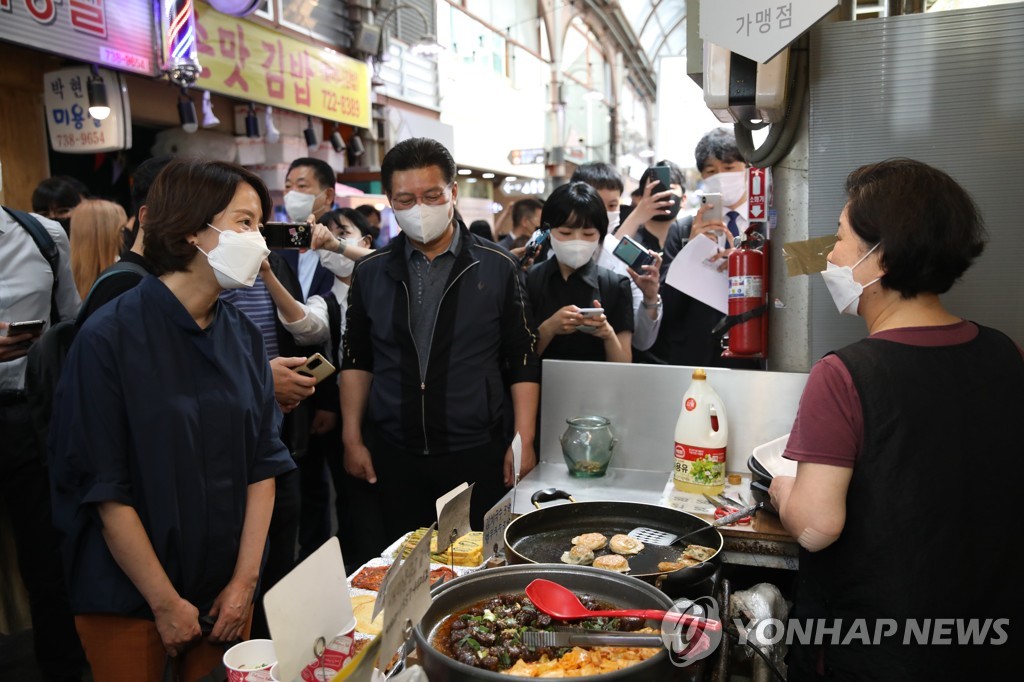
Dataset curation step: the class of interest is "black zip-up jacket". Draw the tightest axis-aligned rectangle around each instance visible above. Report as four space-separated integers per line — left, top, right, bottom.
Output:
342 222 540 454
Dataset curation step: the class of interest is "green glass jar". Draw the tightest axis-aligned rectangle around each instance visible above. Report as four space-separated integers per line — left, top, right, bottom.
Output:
559 416 618 478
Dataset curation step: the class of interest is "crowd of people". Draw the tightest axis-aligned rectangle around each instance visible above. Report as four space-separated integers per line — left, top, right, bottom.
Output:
3 127 1013 681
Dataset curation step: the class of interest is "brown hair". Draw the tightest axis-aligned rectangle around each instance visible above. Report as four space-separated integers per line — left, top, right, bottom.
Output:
70 199 127 298
143 158 272 276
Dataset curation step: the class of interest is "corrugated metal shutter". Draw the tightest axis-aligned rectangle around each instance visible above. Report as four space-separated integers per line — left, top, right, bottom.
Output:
808 4 1024 359
376 0 435 44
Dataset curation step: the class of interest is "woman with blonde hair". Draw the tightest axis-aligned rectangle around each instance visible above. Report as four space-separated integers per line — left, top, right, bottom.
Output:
70 199 127 298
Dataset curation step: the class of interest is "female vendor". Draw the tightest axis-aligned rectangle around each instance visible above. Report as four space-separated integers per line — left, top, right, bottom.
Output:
769 159 1021 680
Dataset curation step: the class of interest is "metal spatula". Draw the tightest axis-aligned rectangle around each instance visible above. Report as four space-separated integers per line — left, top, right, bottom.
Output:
628 502 763 546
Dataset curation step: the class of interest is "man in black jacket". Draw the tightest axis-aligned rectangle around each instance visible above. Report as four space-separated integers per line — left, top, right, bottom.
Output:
340 138 540 540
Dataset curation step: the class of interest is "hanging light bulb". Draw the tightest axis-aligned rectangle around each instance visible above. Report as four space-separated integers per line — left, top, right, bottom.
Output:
304 116 318 151
178 88 198 133
263 105 279 143
329 123 345 153
348 132 366 159
87 66 111 120
200 90 220 128
245 102 260 138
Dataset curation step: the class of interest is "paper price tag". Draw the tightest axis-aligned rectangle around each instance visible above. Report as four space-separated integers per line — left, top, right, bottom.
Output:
436 482 474 554
372 554 404 620
483 496 513 561
378 523 434 670
511 432 523 480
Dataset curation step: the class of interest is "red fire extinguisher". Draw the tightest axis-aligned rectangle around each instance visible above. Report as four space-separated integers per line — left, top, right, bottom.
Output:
726 242 765 355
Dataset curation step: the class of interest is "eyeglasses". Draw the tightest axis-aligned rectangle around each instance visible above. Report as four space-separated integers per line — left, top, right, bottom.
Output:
390 185 451 211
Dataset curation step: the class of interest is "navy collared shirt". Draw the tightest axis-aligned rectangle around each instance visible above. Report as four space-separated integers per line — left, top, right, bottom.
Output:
49 276 294 618
404 226 460 378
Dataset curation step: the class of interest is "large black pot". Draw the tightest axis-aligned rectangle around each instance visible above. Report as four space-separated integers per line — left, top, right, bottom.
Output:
503 489 723 593
413 564 686 681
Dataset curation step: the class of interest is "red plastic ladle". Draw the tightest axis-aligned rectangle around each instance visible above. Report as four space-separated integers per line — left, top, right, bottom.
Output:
525 579 721 632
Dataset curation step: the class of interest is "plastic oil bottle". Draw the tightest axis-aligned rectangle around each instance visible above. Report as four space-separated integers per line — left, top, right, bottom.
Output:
673 368 728 495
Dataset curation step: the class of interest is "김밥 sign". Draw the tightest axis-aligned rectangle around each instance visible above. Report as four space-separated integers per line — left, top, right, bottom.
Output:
43 67 132 154
194 3 371 128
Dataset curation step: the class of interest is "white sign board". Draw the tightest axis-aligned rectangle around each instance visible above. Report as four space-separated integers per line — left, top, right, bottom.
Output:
700 0 838 64
44 67 132 154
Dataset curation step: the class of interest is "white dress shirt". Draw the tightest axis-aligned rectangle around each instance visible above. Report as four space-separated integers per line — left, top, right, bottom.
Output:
596 233 662 351
0 210 81 390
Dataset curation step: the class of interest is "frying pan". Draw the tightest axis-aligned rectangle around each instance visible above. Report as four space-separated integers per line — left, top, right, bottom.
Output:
503 489 722 588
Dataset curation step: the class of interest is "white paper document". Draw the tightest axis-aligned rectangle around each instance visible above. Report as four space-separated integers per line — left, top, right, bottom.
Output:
665 235 729 314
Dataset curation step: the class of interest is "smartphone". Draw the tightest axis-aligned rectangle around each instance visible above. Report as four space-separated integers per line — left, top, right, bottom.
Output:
647 165 672 193
262 222 312 249
295 352 336 384
518 229 549 267
612 234 655 272
1 319 45 336
701 193 724 225
575 307 604 334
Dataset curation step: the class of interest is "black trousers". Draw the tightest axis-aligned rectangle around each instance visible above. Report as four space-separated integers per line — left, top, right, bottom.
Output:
366 428 508 543
0 399 86 682
249 466 299 640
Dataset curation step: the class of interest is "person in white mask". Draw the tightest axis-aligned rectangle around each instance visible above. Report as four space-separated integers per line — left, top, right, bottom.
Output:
768 159 1019 680
569 162 664 354
48 159 296 678
525 181 633 363
340 137 540 551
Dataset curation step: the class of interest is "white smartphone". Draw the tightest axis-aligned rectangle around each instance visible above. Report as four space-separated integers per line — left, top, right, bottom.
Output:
577 308 604 318
701 193 724 225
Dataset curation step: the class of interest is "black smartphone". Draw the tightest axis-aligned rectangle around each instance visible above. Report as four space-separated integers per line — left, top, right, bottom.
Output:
646 165 672 193
518 229 550 267
1 319 46 336
262 222 312 249
612 234 655 272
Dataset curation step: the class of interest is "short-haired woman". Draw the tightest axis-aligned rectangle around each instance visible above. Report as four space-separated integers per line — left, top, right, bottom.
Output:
69 199 127 298
50 158 295 681
769 159 1022 679
526 181 633 363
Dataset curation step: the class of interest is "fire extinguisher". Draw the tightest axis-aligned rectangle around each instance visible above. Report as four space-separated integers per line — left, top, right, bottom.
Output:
726 241 765 355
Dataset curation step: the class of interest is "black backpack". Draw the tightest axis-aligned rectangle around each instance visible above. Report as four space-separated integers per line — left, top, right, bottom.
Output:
24 261 148 462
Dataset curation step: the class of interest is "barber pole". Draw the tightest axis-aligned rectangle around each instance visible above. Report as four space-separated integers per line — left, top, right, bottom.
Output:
159 0 201 86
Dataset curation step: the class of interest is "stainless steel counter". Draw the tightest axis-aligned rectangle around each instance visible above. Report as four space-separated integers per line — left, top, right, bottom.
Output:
506 462 671 514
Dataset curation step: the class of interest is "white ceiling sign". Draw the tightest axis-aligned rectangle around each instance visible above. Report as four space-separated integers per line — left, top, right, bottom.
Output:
700 0 839 64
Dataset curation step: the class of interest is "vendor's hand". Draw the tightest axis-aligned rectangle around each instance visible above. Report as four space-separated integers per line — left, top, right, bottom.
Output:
627 251 663 300
207 579 254 644
630 181 678 225
310 409 337 435
768 475 796 515
270 356 316 412
540 306 584 337
0 323 39 362
311 222 340 252
504 438 536 486
152 595 201 657
344 440 377 484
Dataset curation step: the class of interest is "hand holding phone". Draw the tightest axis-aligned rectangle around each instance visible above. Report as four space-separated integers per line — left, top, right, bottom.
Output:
0 320 45 337
647 165 672 193
612 235 655 272
262 222 313 249
294 352 336 384
575 307 605 334
701 193 724 225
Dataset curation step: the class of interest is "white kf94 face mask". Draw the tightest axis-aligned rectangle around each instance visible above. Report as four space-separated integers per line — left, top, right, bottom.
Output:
197 225 270 289
820 243 881 316
550 237 599 270
394 201 453 244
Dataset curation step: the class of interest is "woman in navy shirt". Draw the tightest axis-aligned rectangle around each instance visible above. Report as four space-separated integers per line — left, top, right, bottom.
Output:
50 159 295 681
526 182 633 362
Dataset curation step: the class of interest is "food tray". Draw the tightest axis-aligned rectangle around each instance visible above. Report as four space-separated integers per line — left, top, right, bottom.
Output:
750 433 795 478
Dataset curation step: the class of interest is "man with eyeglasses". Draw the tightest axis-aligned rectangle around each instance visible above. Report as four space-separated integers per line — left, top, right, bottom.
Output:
340 137 540 545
